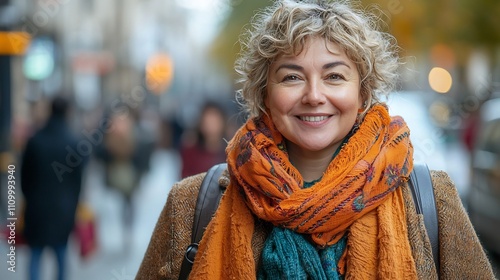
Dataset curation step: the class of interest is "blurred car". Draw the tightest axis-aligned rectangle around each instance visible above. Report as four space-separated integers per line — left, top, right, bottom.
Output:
467 97 500 256
384 92 448 172
384 91 473 197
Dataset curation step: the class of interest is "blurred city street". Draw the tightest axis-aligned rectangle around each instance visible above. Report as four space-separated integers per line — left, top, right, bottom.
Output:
1 148 180 280
1 0 499 279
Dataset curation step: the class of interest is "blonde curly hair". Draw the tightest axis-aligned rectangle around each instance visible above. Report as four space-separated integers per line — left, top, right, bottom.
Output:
235 0 401 117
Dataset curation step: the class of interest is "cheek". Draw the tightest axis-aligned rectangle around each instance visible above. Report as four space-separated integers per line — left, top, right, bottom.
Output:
350 87 363 111
333 94 362 115
266 97 289 132
266 93 286 115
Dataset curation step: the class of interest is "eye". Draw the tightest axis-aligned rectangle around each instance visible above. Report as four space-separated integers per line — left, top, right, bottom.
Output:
326 73 345 81
282 74 301 82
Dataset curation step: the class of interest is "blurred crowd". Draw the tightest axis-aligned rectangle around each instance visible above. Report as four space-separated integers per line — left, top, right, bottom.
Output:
4 92 241 279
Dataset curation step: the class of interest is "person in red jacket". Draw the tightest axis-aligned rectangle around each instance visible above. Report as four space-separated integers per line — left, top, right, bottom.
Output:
180 101 228 178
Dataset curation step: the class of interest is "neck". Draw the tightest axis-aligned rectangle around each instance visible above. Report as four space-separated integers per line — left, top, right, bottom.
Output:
287 141 341 182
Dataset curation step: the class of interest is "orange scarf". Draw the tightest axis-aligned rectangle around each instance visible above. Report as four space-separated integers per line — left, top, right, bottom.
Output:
189 104 418 279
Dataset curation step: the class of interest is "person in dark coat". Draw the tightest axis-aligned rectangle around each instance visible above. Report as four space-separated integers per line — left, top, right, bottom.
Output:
21 96 87 280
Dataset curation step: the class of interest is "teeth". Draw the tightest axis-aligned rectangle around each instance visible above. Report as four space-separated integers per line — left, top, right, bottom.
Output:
299 116 328 122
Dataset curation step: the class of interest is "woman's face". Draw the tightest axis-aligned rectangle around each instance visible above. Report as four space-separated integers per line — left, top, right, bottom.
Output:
200 107 225 139
266 36 362 156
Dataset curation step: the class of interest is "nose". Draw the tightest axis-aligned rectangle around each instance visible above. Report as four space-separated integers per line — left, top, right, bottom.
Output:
302 81 326 106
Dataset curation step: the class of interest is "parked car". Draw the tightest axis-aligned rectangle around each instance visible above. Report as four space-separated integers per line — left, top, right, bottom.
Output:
467 97 500 256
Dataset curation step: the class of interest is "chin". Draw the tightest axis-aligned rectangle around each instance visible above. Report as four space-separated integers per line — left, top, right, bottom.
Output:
297 142 333 152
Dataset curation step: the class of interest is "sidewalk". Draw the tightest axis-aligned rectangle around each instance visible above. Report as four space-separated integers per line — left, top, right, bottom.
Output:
1 149 181 280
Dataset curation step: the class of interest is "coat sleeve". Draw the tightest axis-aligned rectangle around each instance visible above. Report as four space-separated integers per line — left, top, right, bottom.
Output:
135 174 204 280
20 138 36 199
431 171 496 279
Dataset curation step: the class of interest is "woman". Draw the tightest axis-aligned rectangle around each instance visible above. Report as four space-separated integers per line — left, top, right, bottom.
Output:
180 101 228 178
136 1 495 279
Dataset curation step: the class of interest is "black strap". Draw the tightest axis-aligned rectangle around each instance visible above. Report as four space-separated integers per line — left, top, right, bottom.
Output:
179 163 440 279
408 163 440 275
178 163 227 280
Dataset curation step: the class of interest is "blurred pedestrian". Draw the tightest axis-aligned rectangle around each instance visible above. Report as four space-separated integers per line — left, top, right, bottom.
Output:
180 101 228 178
94 104 153 249
21 96 87 280
155 115 182 188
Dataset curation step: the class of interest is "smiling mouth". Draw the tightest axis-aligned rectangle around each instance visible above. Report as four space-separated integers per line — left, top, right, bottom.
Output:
298 115 330 122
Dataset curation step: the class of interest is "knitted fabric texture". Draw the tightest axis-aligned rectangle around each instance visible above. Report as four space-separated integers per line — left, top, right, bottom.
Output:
188 104 418 279
257 228 347 279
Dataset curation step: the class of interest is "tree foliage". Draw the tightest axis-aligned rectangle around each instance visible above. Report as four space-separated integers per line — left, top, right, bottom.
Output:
210 0 272 75
362 0 500 64
211 0 500 72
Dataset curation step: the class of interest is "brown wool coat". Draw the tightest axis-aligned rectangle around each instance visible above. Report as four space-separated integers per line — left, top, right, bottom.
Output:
136 170 496 280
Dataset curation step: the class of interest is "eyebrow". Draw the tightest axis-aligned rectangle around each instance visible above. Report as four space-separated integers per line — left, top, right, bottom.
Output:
323 61 351 70
274 61 351 73
274 63 303 73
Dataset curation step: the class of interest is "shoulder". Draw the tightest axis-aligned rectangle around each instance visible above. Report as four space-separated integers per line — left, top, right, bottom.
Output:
429 170 461 205
137 173 206 279
138 169 230 279
168 167 230 203
429 170 466 217
428 170 496 278
430 170 453 186
170 173 205 197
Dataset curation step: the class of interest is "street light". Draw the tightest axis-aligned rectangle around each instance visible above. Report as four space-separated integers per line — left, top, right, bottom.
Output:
429 67 453 94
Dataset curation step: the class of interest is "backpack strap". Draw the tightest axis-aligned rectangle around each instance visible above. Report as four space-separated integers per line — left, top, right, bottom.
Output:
179 163 440 279
408 163 440 275
179 163 227 280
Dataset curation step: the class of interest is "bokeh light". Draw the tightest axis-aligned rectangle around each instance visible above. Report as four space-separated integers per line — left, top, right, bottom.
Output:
428 67 453 94
146 53 174 95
